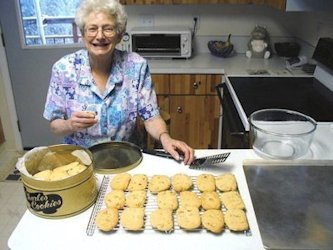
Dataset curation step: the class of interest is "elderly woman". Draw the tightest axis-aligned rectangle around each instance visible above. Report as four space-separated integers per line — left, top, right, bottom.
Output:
43 0 194 164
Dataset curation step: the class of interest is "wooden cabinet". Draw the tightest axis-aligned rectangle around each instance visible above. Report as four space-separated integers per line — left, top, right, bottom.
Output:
120 0 172 4
119 0 286 10
152 74 221 149
151 74 170 116
263 0 286 10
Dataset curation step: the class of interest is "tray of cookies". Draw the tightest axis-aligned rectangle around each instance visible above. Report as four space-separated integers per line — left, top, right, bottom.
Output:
86 172 251 236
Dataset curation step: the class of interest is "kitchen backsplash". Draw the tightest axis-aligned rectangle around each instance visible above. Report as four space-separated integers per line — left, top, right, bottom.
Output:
125 4 333 50
124 4 330 61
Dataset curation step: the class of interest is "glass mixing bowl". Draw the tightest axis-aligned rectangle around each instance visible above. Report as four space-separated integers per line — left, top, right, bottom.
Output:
249 109 317 159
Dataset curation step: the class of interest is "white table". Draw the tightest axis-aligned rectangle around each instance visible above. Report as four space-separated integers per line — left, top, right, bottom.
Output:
9 149 265 250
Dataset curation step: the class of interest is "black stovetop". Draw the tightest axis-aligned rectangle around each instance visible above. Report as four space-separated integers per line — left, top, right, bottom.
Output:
228 76 333 122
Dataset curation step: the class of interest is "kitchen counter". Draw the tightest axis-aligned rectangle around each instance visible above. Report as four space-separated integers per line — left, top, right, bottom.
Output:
8 148 333 250
8 149 265 250
148 52 309 76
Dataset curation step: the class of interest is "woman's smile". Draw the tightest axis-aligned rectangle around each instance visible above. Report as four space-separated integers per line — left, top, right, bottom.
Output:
91 42 111 48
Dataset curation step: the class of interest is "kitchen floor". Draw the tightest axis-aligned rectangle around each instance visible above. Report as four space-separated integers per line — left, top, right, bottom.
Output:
0 151 26 250
0 181 26 250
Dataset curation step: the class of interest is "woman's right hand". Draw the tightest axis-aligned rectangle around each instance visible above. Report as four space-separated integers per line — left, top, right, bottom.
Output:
68 111 98 132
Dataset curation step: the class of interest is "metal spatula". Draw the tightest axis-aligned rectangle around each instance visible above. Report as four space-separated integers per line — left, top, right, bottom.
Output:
189 152 231 169
142 149 230 169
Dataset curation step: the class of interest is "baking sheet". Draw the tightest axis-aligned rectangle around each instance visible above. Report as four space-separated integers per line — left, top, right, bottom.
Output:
243 159 333 250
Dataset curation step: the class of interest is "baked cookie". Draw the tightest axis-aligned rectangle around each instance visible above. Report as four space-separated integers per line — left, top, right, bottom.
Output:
104 190 126 209
85 111 96 117
197 174 216 192
95 207 119 232
179 191 201 208
110 173 131 191
33 169 52 181
201 191 221 210
171 173 193 192
48 169 70 181
66 163 87 176
52 162 77 172
148 175 171 193
220 191 245 210
127 174 148 191
34 162 87 181
126 190 147 208
150 208 174 232
202 209 225 234
157 190 178 210
224 209 249 231
176 206 201 230
54 161 86 175
215 173 237 192
120 207 145 231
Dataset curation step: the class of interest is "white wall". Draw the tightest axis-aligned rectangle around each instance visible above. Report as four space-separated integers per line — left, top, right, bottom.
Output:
124 4 333 56
126 4 292 35
124 4 333 43
0 29 22 153
0 26 23 167
281 11 333 47
126 4 293 45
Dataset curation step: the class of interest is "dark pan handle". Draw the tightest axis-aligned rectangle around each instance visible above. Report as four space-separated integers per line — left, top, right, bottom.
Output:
142 149 184 162
141 149 174 159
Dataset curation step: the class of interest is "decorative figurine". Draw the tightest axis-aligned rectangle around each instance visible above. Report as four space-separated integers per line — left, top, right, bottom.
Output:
246 25 271 59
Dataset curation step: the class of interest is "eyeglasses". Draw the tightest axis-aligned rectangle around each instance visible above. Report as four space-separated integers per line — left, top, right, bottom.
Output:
84 26 117 38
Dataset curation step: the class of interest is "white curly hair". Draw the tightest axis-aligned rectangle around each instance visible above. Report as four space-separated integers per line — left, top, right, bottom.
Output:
75 0 127 37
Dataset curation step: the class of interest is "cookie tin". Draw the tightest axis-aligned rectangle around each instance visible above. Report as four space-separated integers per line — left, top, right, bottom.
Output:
19 144 98 219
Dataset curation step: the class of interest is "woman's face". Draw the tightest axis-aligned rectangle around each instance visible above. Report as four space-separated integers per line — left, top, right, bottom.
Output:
83 11 120 59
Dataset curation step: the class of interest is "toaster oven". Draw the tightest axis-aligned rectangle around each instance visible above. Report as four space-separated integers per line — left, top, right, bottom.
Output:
129 26 192 59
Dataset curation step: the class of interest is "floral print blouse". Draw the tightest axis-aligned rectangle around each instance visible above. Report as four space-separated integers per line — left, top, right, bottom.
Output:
43 49 159 148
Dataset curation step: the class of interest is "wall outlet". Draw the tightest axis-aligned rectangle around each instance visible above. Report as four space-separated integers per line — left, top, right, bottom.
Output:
193 15 200 30
142 15 154 27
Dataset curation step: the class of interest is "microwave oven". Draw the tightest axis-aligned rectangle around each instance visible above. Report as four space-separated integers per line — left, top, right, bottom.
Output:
128 26 192 59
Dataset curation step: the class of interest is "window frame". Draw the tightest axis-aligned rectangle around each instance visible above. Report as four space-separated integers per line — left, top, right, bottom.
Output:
15 0 84 49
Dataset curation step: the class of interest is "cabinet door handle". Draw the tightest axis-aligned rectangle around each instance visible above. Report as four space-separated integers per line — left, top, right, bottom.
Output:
177 106 183 113
193 81 200 89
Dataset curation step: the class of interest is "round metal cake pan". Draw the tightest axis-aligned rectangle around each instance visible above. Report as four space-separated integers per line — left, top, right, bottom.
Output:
89 141 143 174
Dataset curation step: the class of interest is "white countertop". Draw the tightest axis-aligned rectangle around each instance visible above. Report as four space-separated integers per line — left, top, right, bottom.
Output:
9 149 266 250
297 123 333 160
8 147 333 250
148 52 309 76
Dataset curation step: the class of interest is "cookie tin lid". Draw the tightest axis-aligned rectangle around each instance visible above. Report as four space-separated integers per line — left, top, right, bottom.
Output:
89 141 142 174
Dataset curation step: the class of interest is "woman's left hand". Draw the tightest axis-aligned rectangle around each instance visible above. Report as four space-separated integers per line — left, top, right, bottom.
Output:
160 133 194 165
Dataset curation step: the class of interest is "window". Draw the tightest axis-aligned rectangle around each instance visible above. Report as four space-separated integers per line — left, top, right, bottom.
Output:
17 0 82 47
